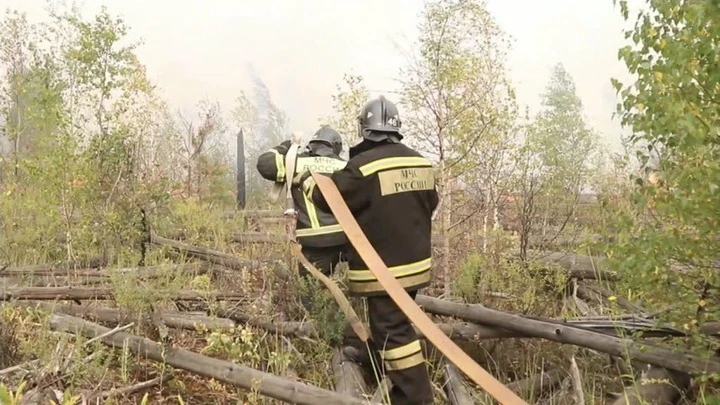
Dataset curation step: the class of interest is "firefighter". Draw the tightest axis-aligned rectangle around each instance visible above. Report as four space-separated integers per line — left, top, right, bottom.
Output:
256 125 350 295
294 96 437 405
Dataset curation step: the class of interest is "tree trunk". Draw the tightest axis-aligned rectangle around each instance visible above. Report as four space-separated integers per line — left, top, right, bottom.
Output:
18 301 523 343
331 348 369 398
415 295 720 375
0 262 207 279
482 189 490 253
0 287 243 301
442 359 475 405
236 129 246 209
149 233 290 278
440 159 452 296
231 232 284 244
513 250 620 282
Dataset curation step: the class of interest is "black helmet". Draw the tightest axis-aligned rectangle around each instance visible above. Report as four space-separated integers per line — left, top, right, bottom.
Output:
357 95 403 142
308 125 343 155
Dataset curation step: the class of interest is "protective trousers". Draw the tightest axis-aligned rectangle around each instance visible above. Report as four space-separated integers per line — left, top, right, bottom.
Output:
368 290 434 405
297 244 349 277
296 244 349 309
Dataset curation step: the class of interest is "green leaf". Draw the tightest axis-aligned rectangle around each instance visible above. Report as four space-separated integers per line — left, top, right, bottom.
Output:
0 383 13 405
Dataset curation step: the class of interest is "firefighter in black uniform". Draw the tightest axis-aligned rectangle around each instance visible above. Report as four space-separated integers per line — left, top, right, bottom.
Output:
256 125 350 288
294 96 437 405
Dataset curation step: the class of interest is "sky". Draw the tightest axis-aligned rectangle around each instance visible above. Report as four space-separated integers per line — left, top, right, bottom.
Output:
0 0 641 153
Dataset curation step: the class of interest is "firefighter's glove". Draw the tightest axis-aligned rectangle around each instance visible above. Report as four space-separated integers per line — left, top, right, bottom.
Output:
291 170 308 186
294 171 316 194
276 140 293 155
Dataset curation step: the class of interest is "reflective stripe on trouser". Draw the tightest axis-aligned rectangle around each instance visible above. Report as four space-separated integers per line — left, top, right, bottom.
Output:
368 292 434 405
348 258 432 295
295 224 343 237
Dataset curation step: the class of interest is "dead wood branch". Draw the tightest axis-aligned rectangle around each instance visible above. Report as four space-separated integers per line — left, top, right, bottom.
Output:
331 348 369 398
610 365 690 405
224 210 284 219
231 232 284 244
1 256 109 276
416 295 720 375
162 312 237 330
218 305 519 341
19 301 526 350
214 308 317 338
94 374 172 401
370 377 391 404
577 281 646 314
150 234 290 278
0 287 243 301
442 359 475 405
19 302 238 332
0 262 209 279
517 250 619 281
569 356 585 405
48 313 379 405
540 378 572 405
0 321 131 383
506 368 564 399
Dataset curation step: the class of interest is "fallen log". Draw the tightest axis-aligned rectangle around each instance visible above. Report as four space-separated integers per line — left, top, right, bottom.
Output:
260 217 285 224
224 210 284 219
506 368 564 399
0 262 209 279
416 295 720 375
231 232 284 244
610 365 690 405
0 287 244 301
217 309 523 341
150 234 290 278
1 255 109 275
331 348 368 399
17 302 237 332
515 250 619 282
214 308 317 338
48 313 377 405
162 312 237 330
577 280 646 314
218 306 522 341
17 301 524 346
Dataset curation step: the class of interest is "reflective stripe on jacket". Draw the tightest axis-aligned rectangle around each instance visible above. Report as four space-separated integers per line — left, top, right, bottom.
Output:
302 139 439 296
256 141 348 247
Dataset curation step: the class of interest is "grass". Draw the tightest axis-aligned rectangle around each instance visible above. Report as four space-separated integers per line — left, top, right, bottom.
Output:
0 197 713 404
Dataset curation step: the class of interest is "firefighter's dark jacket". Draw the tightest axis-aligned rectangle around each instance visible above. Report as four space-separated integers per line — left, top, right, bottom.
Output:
256 140 348 248
299 139 439 296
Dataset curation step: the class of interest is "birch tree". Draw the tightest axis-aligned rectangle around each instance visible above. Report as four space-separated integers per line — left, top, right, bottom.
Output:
609 0 720 348
399 0 517 295
513 64 600 259
322 73 369 158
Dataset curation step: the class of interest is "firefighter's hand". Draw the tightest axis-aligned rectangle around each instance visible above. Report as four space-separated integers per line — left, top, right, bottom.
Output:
292 170 310 186
276 140 293 154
